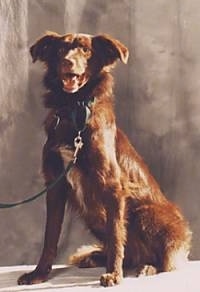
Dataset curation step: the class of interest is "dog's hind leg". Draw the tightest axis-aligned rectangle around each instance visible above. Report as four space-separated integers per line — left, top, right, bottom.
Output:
159 220 191 273
127 246 189 277
69 245 106 268
160 245 190 273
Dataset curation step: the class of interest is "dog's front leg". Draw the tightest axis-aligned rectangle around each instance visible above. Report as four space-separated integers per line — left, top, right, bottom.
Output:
18 181 67 285
100 193 126 287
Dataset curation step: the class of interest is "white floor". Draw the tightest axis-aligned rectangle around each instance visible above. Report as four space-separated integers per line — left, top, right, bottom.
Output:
0 261 200 292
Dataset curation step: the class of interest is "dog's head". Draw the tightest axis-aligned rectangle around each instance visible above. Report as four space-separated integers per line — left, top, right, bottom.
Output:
30 32 129 93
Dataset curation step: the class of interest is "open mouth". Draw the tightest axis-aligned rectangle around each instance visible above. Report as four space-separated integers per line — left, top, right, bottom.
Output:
63 72 80 81
62 73 81 93
62 73 80 91
62 72 89 93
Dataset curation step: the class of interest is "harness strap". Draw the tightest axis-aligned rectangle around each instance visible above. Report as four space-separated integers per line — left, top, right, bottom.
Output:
54 96 95 132
71 102 91 132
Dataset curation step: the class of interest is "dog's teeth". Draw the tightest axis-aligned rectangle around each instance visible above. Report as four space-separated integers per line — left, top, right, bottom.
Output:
63 74 79 81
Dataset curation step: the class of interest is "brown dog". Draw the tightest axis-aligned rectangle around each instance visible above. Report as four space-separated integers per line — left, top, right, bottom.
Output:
18 32 191 287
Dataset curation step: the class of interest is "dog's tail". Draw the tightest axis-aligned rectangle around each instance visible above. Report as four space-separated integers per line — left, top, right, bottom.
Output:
68 244 106 268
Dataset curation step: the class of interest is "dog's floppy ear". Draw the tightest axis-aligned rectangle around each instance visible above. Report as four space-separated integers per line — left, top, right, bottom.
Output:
30 31 61 63
92 34 129 65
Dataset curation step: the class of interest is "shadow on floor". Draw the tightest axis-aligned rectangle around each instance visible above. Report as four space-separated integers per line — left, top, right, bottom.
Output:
0 265 106 291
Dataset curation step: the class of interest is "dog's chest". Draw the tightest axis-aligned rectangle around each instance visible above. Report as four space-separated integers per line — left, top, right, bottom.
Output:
67 165 87 213
60 147 95 215
68 162 107 237
59 147 86 211
59 146 107 229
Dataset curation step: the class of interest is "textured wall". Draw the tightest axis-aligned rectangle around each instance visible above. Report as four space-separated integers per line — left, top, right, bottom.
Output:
0 0 200 266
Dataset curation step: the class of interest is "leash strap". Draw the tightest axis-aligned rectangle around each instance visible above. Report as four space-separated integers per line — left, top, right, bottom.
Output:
0 160 74 209
0 129 84 209
0 97 93 209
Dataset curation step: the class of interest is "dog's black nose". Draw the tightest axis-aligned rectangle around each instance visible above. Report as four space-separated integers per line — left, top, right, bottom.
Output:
62 58 74 68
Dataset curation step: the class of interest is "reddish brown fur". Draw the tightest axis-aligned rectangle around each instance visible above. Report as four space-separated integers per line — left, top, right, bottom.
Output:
18 32 191 287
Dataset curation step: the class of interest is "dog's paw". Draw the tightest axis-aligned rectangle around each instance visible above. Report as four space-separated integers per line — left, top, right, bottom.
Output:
17 270 49 285
100 272 122 287
135 265 157 277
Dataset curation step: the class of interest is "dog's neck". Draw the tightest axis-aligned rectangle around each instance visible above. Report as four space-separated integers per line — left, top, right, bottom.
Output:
43 71 114 110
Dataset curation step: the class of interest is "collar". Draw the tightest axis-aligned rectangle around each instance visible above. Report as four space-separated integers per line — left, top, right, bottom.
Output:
54 96 96 132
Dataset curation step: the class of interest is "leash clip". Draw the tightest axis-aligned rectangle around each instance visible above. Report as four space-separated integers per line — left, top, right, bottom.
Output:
73 131 84 163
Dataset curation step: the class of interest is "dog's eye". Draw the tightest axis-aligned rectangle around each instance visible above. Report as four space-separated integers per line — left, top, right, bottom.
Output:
81 47 91 54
